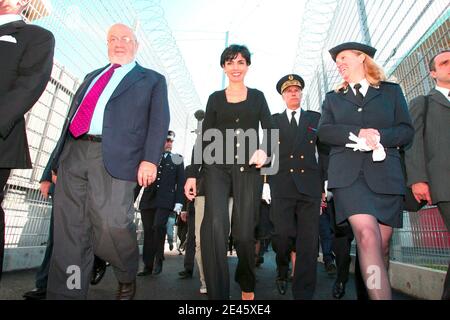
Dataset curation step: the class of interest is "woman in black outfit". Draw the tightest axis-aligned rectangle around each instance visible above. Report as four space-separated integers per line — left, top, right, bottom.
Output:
317 42 413 299
184 45 274 300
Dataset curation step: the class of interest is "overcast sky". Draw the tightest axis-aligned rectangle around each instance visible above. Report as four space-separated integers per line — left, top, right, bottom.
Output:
161 0 306 114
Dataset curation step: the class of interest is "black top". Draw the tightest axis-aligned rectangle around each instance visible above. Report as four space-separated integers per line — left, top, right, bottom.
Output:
188 88 274 177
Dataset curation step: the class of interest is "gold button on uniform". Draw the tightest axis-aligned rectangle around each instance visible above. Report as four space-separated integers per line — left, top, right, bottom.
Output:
236 143 240 147
310 140 313 144
235 155 239 159
236 130 241 135
290 155 294 159
300 155 304 159
301 169 305 173
235 118 240 123
357 108 363 112
278 141 281 145
290 169 294 173
240 167 244 172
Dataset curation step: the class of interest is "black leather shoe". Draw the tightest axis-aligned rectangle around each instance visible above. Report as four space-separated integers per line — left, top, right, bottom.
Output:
23 288 46 300
169 243 174 251
332 281 346 299
137 267 153 276
153 261 163 275
90 260 107 285
325 261 337 276
116 280 136 300
276 278 287 295
178 269 193 279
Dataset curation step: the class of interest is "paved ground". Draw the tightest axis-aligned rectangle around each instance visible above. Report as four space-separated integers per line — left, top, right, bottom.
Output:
0 246 413 300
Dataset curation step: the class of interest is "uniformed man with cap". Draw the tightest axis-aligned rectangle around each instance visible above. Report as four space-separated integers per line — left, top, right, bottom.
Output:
269 74 329 299
137 130 185 276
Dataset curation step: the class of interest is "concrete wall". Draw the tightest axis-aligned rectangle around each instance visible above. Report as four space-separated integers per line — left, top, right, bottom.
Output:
319 253 446 300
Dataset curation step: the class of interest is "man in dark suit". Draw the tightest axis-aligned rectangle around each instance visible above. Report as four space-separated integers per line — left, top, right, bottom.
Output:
46 23 170 300
137 130 185 276
405 49 450 300
269 74 328 299
0 0 54 281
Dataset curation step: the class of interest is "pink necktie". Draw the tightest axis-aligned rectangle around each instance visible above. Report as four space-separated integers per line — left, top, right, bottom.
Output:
69 64 121 138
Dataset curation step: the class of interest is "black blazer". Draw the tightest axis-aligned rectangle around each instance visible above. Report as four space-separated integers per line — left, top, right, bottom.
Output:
139 153 185 210
269 110 329 199
196 88 274 172
0 20 54 168
51 63 170 181
317 81 414 194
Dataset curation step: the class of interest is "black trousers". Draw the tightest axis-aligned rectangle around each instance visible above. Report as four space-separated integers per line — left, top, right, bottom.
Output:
271 195 320 300
0 169 11 282
329 199 354 284
140 207 171 269
183 203 196 272
202 165 262 300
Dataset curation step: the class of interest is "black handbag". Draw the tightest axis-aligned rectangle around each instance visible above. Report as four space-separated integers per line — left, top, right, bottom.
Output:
401 95 429 212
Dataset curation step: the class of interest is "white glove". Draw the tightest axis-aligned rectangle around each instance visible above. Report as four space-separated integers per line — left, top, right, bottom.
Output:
173 203 183 214
345 132 372 151
262 183 271 204
345 132 386 162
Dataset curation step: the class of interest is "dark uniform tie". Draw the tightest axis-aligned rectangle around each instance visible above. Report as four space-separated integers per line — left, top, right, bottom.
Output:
289 111 297 138
354 83 364 104
291 111 297 126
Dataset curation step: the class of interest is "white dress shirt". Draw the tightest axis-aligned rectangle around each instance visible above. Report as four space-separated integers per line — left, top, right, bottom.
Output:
349 78 370 97
285 107 301 125
435 85 450 102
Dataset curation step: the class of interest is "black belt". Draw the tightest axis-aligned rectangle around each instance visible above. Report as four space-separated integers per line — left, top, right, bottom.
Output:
79 134 102 142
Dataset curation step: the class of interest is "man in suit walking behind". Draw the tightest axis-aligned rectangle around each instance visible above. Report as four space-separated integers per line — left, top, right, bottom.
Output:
47 23 170 300
0 0 54 282
405 49 450 300
137 130 185 276
269 74 328 299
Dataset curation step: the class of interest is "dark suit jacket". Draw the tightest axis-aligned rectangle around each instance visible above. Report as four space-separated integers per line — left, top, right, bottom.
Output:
0 20 54 168
405 89 450 203
269 110 329 199
317 81 414 194
51 63 170 181
139 152 185 210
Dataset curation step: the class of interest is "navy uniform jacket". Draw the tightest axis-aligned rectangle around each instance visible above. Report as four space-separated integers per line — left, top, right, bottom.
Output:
51 63 170 182
317 81 414 195
269 110 329 199
0 20 54 168
139 152 185 210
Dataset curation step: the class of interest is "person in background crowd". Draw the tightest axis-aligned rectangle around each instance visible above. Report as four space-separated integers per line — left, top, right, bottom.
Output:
137 131 185 276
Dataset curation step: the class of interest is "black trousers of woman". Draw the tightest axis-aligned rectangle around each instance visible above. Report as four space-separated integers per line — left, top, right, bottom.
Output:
201 165 262 300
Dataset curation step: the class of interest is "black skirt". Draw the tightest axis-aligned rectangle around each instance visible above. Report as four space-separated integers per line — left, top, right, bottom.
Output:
332 172 403 228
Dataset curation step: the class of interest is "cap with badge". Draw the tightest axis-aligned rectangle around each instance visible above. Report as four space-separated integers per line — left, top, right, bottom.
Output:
328 42 377 62
167 130 175 141
276 74 305 94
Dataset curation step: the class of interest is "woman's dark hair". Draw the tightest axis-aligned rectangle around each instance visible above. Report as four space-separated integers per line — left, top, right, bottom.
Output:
220 44 251 67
